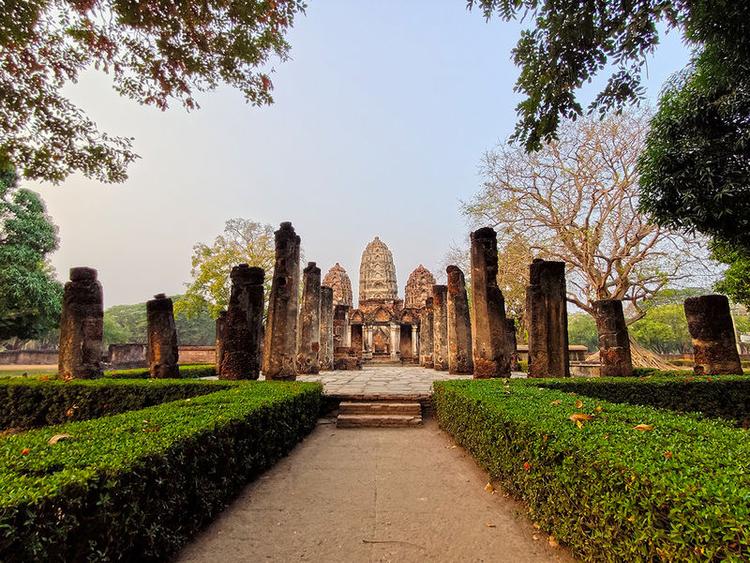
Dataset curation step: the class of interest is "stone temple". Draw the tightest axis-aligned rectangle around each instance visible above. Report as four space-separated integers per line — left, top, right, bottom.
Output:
325 237 434 363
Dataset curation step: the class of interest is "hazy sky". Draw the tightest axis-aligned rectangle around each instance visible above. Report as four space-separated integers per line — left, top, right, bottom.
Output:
34 1 691 307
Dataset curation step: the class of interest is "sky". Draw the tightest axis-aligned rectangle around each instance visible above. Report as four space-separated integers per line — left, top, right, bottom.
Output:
33 1 692 307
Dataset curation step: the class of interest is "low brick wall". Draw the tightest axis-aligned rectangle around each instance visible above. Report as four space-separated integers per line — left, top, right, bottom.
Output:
177 345 216 365
0 350 59 365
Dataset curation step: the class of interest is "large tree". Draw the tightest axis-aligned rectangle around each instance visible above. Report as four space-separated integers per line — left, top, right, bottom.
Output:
463 111 707 326
1 0 305 183
0 165 63 339
469 0 750 248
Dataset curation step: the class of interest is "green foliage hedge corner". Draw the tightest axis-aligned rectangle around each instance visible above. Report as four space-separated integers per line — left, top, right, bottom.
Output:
434 379 750 561
103 364 217 379
0 381 322 562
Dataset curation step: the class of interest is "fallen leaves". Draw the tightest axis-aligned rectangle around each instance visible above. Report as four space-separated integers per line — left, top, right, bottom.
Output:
575 400 584 409
569 412 594 428
548 536 559 548
48 434 71 445
550 399 561 406
20 448 30 456
523 461 532 472
663 450 673 459
633 424 654 432
484 482 495 493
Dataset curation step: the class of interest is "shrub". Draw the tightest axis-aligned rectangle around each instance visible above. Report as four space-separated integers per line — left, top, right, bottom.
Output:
434 379 750 561
103 364 216 379
0 381 321 562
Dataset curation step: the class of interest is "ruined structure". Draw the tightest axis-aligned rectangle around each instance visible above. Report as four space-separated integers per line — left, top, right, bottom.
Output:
323 263 353 307
419 297 434 368
593 299 633 377
446 266 473 374
58 267 104 380
297 262 321 374
506 318 521 372
263 222 301 380
526 259 569 378
405 265 436 309
684 295 743 375
320 286 334 370
432 285 449 371
469 228 511 378
220 265 264 379
146 293 179 378
215 310 226 375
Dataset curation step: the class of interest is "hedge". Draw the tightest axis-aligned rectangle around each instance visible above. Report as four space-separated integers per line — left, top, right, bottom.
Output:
434 379 750 561
0 379 230 430
103 364 216 379
0 381 322 562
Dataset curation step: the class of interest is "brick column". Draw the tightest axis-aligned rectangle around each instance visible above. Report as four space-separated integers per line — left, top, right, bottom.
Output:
684 295 743 375
593 299 633 377
526 259 569 378
221 264 264 379
319 285 334 371
146 293 179 378
432 285 449 371
447 266 473 374
420 297 434 368
297 262 321 374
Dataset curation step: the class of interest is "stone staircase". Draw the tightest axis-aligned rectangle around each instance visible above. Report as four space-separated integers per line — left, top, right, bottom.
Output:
336 400 423 428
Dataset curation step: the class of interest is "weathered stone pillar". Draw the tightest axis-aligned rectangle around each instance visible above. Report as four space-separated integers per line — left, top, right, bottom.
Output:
506 318 521 372
432 285 449 371
389 323 400 361
58 267 104 380
526 259 570 378
420 297 434 368
593 299 633 377
447 266 473 374
215 310 227 375
319 285 335 371
263 222 301 380
220 264 264 380
684 295 743 375
412 325 419 357
296 262 321 374
469 228 511 378
146 293 179 378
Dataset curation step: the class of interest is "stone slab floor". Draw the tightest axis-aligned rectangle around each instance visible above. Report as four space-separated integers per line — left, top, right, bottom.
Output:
176 418 575 563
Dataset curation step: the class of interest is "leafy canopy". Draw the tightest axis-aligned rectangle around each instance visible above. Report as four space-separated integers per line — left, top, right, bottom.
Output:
1 0 305 183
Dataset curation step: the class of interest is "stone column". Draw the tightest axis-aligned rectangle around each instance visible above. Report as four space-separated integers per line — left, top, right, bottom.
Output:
432 285 449 371
412 325 419 357
263 222 301 380
146 293 179 378
297 262 321 374
447 266 474 374
220 264 264 380
469 228 511 378
506 318 521 372
390 323 400 361
344 309 352 347
526 259 570 378
684 295 743 375
593 299 633 377
215 310 227 375
420 297 434 368
58 267 104 380
319 285 335 371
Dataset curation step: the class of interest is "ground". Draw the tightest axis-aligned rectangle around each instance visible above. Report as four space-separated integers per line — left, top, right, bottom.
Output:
176 417 574 563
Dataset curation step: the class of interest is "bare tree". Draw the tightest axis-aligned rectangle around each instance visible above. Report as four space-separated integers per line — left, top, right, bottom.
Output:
463 111 710 325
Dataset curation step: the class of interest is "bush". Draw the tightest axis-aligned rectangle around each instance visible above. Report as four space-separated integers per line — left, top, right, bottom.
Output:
103 364 216 379
0 379 230 430
434 379 750 561
0 381 322 562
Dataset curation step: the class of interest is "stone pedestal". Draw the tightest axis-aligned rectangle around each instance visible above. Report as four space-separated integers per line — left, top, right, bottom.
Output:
146 293 179 378
297 262 321 374
432 285 449 371
419 297 434 368
593 299 632 377
320 286 335 371
220 264 264 380
526 259 569 378
215 310 227 375
447 266 473 374
58 267 104 380
263 222 301 380
684 295 743 375
506 318 521 372
469 228 511 378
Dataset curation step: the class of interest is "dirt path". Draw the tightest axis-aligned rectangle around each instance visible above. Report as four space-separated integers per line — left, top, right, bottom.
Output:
176 418 575 563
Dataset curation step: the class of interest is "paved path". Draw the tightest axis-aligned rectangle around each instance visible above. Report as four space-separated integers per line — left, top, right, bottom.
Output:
177 419 575 563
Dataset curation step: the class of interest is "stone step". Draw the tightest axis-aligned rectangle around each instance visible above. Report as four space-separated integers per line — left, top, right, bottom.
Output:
336 414 423 428
339 401 421 416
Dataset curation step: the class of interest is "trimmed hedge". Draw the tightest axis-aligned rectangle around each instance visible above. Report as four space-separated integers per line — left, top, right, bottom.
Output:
0 379 230 430
434 379 750 561
0 381 322 562
103 364 216 379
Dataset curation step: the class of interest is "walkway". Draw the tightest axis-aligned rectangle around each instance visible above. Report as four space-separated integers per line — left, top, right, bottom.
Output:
177 419 574 563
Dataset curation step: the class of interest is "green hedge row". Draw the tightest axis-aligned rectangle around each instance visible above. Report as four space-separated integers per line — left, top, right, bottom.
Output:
0 379 230 430
434 379 750 561
103 364 216 379
0 381 322 562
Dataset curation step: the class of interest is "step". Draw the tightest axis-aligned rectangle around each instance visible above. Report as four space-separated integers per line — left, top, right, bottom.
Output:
336 414 423 428
339 401 421 416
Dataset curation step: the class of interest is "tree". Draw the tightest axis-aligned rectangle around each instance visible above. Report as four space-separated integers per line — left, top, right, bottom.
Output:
0 165 63 339
175 219 275 319
629 303 691 355
567 313 597 352
463 111 707 325
1 0 305 183
711 240 750 308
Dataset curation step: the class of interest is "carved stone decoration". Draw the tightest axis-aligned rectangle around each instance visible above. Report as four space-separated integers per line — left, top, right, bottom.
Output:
684 295 743 375
319 286 335 370
146 293 179 379
322 263 353 307
432 285 449 371
220 264 264 380
404 265 436 309
359 237 398 302
296 262 322 375
58 267 104 380
419 297 434 368
446 266 473 374
593 299 633 377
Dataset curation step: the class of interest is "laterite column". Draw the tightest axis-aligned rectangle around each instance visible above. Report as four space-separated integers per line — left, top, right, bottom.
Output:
526 259 569 378
684 295 743 375
446 266 473 374
146 293 179 378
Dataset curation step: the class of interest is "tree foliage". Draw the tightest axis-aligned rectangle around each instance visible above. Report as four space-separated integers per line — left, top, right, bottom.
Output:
1 0 305 183
711 240 750 308
0 165 62 339
567 312 597 352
